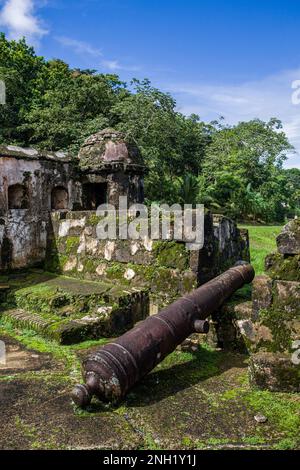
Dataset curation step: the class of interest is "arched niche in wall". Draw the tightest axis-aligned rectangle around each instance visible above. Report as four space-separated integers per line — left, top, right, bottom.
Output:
51 186 69 210
82 183 108 210
8 184 29 210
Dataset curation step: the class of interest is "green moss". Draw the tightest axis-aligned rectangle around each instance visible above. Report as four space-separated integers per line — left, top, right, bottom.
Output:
242 436 266 445
181 436 193 448
206 437 231 446
259 308 294 352
47 320 93 345
139 433 162 451
243 389 300 443
98 260 185 299
273 283 300 316
0 271 149 343
70 337 109 350
87 213 104 226
266 253 300 282
82 258 98 274
64 237 80 255
7 282 74 318
182 272 197 293
155 344 220 382
105 262 126 280
153 241 189 271
45 253 69 274
0 318 80 375
15 416 37 439
9 284 51 310
157 269 180 296
230 284 252 303
273 438 299 450
220 388 241 401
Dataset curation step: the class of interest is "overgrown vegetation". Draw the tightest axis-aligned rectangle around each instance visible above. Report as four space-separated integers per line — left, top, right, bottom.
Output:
0 34 299 222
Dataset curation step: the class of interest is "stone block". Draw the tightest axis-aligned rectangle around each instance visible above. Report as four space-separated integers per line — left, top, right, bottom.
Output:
249 352 300 392
257 306 300 353
200 302 254 352
273 280 300 316
277 219 300 255
252 275 273 319
265 253 300 282
233 301 253 319
236 319 273 353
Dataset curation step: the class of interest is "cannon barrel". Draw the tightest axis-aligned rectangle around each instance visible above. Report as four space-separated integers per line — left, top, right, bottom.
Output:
72 263 255 407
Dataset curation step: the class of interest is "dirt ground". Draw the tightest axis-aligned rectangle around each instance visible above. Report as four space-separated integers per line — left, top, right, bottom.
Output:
1 331 299 451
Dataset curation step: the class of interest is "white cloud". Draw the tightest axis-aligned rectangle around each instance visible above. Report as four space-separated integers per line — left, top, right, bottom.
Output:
55 36 102 57
101 59 140 72
168 69 300 168
0 0 48 43
55 37 140 72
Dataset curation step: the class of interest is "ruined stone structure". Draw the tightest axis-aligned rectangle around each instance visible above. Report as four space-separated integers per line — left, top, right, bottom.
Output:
0 145 80 270
0 129 146 271
46 211 249 314
78 129 146 208
0 129 249 343
208 220 300 392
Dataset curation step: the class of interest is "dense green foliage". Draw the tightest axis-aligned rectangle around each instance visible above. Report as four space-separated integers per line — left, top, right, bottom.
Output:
200 118 298 222
0 34 299 222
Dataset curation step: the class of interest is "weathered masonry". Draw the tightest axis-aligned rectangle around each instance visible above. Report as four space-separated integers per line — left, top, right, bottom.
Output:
0 129 250 343
0 129 146 271
206 219 300 392
0 145 80 270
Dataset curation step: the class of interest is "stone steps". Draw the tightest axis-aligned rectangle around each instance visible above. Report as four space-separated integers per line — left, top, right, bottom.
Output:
1 308 52 333
1 272 150 344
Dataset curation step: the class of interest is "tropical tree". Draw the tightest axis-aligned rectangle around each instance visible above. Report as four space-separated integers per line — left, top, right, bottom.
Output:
0 34 299 221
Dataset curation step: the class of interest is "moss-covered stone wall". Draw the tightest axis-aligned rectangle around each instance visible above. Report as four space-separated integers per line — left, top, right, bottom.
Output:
208 220 300 392
46 211 249 309
0 148 81 271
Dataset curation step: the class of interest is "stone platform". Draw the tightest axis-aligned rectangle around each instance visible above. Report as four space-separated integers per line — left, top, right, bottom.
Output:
0 271 149 344
0 331 299 450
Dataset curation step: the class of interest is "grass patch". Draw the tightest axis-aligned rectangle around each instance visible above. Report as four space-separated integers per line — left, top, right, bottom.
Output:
0 317 111 382
155 343 220 381
0 319 76 366
243 389 300 447
239 225 282 275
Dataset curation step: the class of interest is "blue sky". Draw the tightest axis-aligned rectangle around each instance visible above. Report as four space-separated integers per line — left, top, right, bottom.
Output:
1 0 300 168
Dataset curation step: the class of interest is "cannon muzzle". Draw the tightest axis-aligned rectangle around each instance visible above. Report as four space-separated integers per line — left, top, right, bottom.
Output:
72 263 254 407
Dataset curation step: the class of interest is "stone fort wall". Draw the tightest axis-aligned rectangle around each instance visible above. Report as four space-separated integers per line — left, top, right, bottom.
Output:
0 146 80 270
46 211 249 310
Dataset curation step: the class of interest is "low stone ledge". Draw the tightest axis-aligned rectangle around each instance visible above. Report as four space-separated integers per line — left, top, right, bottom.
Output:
249 352 300 392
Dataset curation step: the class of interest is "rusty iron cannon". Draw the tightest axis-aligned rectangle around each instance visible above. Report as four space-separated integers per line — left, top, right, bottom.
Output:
72 263 255 407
